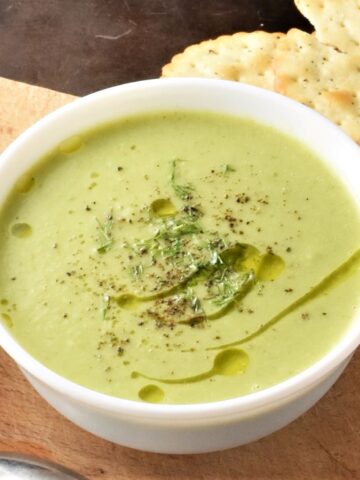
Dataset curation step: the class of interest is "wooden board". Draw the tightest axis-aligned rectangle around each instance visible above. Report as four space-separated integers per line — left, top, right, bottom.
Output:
0 76 359 479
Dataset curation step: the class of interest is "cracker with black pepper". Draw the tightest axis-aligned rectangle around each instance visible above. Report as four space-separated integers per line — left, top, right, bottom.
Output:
274 29 360 143
295 0 360 54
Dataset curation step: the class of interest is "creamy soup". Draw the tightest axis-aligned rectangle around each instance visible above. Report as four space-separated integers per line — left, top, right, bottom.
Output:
0 111 359 404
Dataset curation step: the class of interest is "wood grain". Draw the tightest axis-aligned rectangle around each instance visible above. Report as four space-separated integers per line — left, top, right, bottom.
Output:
0 77 359 479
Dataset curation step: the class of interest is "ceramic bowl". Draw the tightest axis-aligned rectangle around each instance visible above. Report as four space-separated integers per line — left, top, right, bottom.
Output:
0 79 359 453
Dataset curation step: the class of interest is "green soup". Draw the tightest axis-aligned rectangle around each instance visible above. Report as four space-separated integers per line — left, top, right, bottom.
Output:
1 111 359 404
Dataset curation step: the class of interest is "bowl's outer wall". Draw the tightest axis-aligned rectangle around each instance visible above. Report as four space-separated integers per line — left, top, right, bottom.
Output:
23 359 349 453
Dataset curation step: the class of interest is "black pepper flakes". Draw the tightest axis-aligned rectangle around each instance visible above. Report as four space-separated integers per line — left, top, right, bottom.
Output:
236 193 250 204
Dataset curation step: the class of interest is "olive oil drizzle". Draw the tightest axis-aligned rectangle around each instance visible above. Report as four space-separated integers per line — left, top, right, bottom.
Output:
179 271 256 323
116 253 257 323
132 248 360 387
132 348 249 384
208 248 360 351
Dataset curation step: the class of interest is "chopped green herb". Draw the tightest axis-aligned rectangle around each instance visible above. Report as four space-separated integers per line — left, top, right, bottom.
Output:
158 218 202 239
208 242 224 266
183 288 204 315
135 218 202 255
212 277 238 307
190 294 203 314
96 212 113 253
211 271 255 307
170 159 194 200
131 264 144 279
160 237 181 258
222 164 236 174
102 293 111 320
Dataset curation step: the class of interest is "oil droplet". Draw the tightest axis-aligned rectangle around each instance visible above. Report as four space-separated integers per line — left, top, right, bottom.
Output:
221 244 262 273
11 223 32 238
15 174 35 193
240 244 262 273
132 348 249 384
59 135 83 154
220 244 245 267
213 348 249 376
138 384 164 403
117 294 138 309
258 254 285 281
1 313 13 328
150 198 177 217
209 249 360 353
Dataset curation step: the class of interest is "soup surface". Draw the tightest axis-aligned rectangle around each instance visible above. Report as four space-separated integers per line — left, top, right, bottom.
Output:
1 111 359 404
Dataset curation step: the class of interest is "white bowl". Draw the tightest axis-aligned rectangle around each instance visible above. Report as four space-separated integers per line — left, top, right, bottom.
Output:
0 79 359 454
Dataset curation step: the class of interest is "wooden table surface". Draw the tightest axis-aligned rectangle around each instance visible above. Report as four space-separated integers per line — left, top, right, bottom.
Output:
0 1 359 478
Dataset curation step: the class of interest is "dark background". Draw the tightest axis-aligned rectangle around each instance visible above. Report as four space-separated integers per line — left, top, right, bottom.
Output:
0 0 311 96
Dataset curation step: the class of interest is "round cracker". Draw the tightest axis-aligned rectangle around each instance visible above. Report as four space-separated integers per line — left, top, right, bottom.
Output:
273 29 360 143
161 31 283 91
295 0 360 54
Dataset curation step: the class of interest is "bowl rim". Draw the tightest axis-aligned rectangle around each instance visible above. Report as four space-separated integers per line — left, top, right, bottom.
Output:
0 77 359 420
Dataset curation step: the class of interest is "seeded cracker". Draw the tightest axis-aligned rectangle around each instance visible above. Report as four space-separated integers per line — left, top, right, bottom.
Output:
295 0 360 54
161 31 283 90
274 29 360 143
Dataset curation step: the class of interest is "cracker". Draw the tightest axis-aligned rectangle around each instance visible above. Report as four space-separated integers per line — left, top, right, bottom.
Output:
161 31 283 90
273 29 360 143
295 0 360 54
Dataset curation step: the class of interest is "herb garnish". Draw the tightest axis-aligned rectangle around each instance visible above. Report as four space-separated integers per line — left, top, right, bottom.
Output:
183 288 204 315
102 293 110 320
222 164 236 174
134 217 202 258
96 212 113 253
160 237 181 258
211 276 239 307
105 158 265 327
131 264 144 279
208 241 225 266
170 159 194 200
211 271 255 308
157 218 202 240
